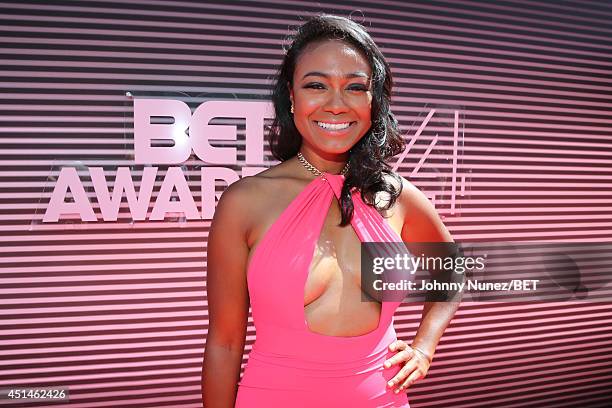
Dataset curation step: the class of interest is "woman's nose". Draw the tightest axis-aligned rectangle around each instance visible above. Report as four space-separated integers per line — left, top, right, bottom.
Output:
323 90 349 114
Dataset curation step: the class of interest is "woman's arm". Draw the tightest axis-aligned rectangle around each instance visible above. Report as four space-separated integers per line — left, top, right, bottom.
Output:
384 177 461 393
202 180 252 408
400 178 459 359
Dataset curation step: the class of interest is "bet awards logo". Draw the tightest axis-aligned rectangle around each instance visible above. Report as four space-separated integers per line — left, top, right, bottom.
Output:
43 99 274 222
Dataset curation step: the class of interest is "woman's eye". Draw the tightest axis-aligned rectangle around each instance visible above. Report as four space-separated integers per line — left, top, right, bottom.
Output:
304 83 324 89
304 83 368 91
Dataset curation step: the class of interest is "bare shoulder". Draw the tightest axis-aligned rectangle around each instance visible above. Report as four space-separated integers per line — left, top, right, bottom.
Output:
375 172 409 212
391 173 454 242
241 166 299 215
237 166 290 201
216 164 287 205
395 174 425 210
215 174 272 222
215 175 257 216
213 166 289 235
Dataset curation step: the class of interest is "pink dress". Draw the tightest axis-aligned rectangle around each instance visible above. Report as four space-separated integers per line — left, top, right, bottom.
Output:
235 172 411 407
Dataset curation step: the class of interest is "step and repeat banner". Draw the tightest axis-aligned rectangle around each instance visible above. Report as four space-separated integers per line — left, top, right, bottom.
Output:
1 1 611 407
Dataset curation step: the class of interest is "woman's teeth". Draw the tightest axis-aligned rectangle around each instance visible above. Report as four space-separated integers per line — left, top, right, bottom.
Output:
316 121 352 131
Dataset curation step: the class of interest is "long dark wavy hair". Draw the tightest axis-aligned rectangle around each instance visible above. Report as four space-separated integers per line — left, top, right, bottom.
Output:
268 14 405 226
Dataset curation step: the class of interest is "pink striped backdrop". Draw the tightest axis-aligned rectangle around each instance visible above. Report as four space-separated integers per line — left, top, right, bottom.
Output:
1 1 611 407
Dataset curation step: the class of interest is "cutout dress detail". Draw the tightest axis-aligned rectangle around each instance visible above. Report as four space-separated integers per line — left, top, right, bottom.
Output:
235 172 412 407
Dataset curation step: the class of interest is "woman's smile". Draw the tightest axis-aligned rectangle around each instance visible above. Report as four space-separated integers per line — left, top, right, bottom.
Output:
313 120 357 134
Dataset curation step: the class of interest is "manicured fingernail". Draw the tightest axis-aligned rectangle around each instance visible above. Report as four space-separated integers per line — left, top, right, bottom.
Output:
394 389 400 394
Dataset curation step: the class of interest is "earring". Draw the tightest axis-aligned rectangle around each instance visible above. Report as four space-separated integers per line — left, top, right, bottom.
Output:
290 104 294 114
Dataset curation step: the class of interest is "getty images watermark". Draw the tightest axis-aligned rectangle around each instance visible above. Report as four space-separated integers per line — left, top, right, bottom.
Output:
360 242 612 302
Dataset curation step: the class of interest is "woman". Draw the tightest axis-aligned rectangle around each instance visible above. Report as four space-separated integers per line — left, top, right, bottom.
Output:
202 14 458 407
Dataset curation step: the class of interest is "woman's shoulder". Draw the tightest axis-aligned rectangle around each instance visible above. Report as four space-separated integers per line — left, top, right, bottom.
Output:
217 164 293 218
218 169 274 209
373 171 411 209
241 164 297 196
387 172 453 241
222 161 290 194
374 171 429 221
393 173 431 213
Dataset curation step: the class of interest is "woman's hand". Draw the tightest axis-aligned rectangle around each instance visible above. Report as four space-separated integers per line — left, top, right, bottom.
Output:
383 339 431 393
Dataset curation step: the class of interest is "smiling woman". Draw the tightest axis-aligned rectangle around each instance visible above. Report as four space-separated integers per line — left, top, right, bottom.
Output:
288 39 373 156
202 13 458 408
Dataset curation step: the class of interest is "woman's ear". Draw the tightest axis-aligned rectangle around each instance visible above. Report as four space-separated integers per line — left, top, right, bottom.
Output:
287 81 293 105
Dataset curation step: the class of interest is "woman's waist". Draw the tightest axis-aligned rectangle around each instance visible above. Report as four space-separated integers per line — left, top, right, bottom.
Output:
238 343 405 403
239 349 392 392
247 322 398 367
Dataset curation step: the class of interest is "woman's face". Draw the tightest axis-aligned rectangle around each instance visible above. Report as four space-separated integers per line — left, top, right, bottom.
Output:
289 39 373 156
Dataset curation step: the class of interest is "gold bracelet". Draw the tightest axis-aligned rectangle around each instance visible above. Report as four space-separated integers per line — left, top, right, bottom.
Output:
410 344 433 363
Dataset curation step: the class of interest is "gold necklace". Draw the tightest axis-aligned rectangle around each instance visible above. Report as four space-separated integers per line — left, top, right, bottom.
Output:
297 152 350 177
